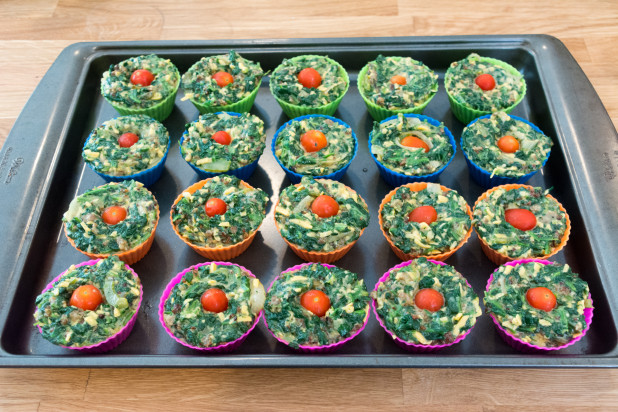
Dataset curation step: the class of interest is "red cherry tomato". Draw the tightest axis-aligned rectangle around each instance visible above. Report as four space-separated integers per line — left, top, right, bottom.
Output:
70 285 103 311
101 206 127 225
311 195 339 218
117 132 139 148
504 208 537 231
130 69 155 86
297 67 322 88
400 135 430 153
212 71 234 87
300 130 328 153
390 75 407 85
475 73 496 91
205 198 227 217
526 287 557 312
414 288 444 312
300 289 331 317
201 288 228 313
408 205 438 224
497 135 519 153
211 130 232 145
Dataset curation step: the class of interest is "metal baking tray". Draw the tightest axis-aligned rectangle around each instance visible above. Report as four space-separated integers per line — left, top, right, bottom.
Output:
1 35 617 368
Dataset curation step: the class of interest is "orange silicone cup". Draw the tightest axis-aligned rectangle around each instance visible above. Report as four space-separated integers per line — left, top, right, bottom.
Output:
473 184 571 266
378 182 473 262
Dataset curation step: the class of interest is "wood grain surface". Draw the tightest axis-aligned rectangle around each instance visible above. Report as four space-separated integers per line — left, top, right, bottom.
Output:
1 0 617 410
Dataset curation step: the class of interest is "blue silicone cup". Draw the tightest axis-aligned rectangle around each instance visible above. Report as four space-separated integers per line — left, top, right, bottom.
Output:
271 114 358 184
368 113 456 187
461 114 551 188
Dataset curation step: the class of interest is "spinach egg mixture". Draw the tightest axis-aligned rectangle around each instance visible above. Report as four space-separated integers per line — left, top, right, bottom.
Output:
33 256 141 348
275 177 370 252
63 180 158 254
473 186 567 258
484 261 592 347
372 258 481 345
461 112 552 178
172 175 268 248
181 50 264 106
163 262 265 348
101 54 180 109
360 55 438 110
265 263 370 348
83 115 169 176
274 116 355 176
381 183 471 255
181 112 265 173
370 114 454 175
270 55 348 107
445 53 525 112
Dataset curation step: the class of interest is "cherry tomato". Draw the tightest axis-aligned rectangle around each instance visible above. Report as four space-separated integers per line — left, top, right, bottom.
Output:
297 67 322 88
414 288 444 312
300 129 328 153
212 71 234 87
311 195 339 218
300 289 331 317
504 208 537 231
205 198 227 217
390 75 407 85
212 130 232 145
408 205 438 224
400 135 430 153
526 287 557 312
101 206 127 225
475 73 496 91
201 288 228 313
130 69 155 86
117 132 139 148
497 135 519 153
70 285 103 311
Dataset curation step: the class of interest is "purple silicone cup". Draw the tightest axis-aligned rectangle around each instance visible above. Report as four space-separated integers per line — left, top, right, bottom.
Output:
263 262 370 353
158 261 263 352
485 258 594 353
372 259 478 353
35 259 143 353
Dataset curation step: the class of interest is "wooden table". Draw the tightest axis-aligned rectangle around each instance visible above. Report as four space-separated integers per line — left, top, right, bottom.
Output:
1 1 617 410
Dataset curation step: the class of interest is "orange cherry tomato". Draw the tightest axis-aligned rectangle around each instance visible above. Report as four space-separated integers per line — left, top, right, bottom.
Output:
117 132 139 148
310 195 339 218
130 69 155 86
300 129 328 153
475 73 496 91
408 205 438 224
414 288 444 312
212 130 232 145
300 289 331 317
497 135 519 153
205 198 227 217
101 206 127 225
526 287 557 312
212 71 234 87
201 288 228 313
297 67 322 88
70 285 103 311
390 75 407 85
504 208 537 231
400 135 430 153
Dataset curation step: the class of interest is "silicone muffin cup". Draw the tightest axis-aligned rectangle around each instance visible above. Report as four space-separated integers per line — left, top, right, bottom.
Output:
473 184 571 266
36 259 143 353
378 182 473 261
272 114 358 184
270 55 350 118
372 259 477 352
486 258 594 353
158 261 263 352
170 178 263 260
263 262 370 353
368 113 456 186
187 79 261 115
445 57 526 124
461 114 551 188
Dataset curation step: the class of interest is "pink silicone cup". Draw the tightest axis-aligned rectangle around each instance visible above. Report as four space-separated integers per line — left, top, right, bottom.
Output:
158 261 262 352
35 259 143 353
485 258 594 353
263 262 371 353
372 259 478 353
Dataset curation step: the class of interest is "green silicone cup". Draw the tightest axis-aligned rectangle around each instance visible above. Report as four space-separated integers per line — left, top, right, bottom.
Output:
270 55 350 118
445 57 527 124
187 78 262 114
